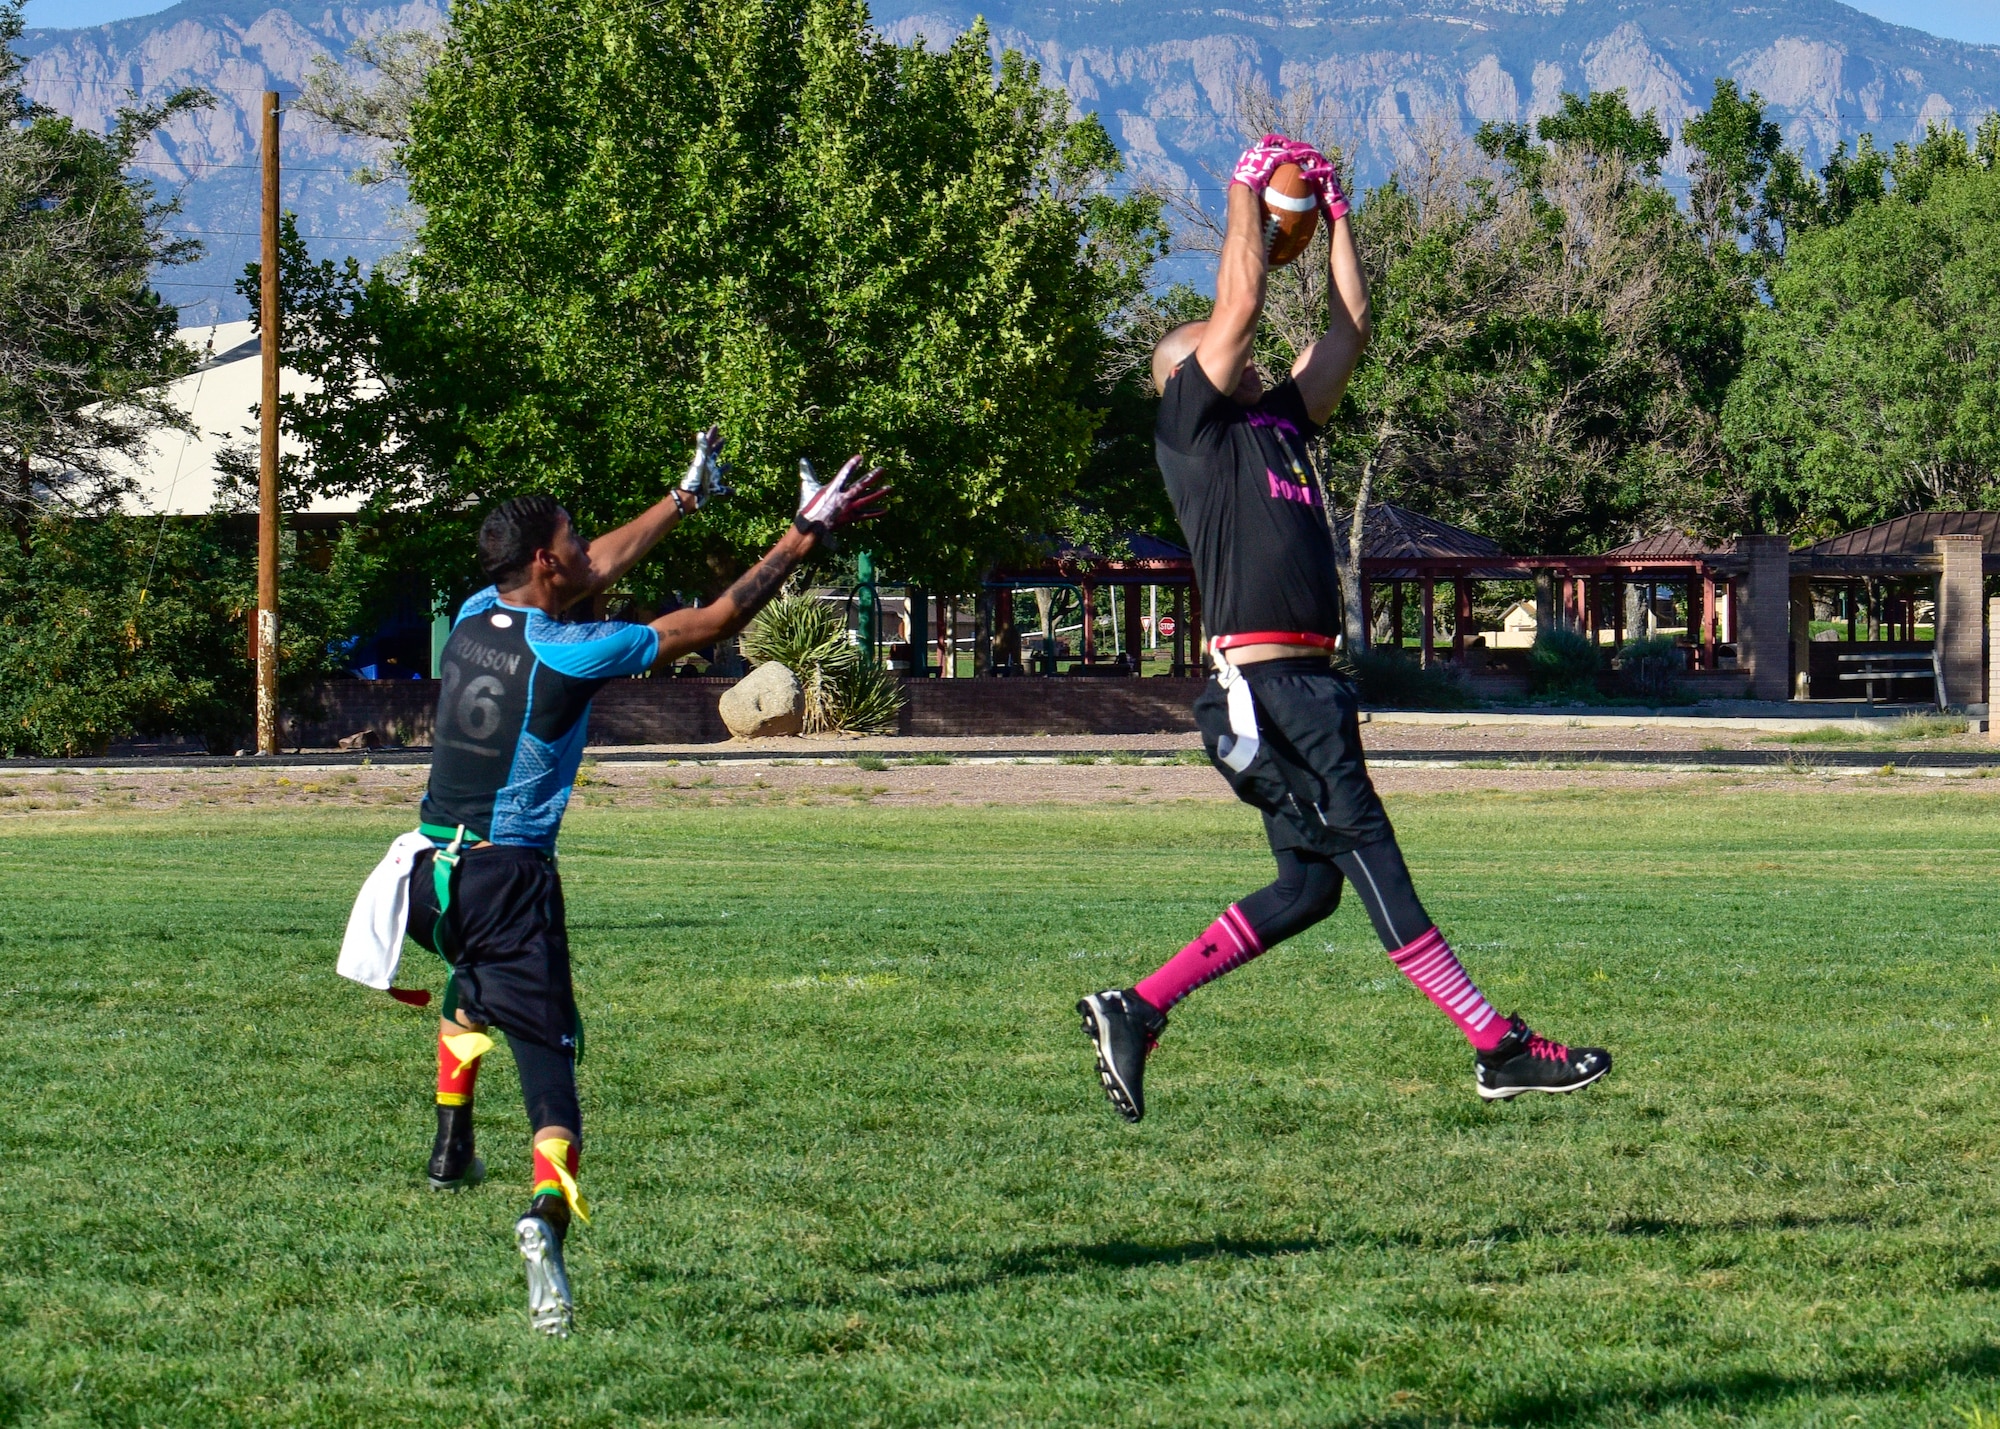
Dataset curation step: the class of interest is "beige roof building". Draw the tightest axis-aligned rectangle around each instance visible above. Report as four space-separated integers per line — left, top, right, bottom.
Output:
112 320 353 517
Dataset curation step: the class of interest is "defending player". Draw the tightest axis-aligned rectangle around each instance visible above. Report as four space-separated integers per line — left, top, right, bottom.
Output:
1077 138 1609 1121
409 432 884 1335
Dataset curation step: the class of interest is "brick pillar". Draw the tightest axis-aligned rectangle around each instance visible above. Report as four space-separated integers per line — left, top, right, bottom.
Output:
1936 534 1985 711
1988 597 2000 739
1735 535 1793 702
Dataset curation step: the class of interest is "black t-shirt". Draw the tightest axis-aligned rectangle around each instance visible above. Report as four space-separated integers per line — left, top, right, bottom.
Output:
420 587 659 848
1155 359 1343 640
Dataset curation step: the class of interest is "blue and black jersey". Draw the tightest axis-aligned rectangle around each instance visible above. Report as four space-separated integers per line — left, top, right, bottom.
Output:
420 587 660 849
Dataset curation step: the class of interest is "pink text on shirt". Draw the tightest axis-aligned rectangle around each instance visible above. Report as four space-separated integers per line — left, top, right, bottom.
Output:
1267 469 1319 505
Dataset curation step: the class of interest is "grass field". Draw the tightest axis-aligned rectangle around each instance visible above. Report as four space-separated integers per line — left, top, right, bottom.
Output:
10 781 2000 1426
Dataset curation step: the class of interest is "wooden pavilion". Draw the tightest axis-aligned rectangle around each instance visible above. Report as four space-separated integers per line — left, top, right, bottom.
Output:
976 509 1748 673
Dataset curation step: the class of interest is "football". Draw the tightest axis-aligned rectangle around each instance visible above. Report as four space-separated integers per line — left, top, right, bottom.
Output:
1262 161 1320 267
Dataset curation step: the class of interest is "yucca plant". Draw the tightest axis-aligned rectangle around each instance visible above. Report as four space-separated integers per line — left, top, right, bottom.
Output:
741 593 903 734
741 594 853 732
829 659 905 734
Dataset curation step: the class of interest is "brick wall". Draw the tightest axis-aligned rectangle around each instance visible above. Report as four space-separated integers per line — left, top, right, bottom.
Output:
294 674 1206 746
295 679 438 747
895 677 1204 735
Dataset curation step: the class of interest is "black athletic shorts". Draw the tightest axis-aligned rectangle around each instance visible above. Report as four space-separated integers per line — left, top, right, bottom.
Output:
1191 657 1394 857
406 844 579 1054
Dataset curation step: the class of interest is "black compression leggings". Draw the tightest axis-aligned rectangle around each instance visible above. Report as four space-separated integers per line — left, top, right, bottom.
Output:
1235 839 1433 952
509 1032 581 1138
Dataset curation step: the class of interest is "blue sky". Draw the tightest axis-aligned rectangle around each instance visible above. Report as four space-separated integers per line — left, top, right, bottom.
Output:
23 0 2000 42
1843 1 2000 42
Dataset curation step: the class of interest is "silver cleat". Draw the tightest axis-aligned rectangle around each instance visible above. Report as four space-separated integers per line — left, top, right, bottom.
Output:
516 1213 574 1338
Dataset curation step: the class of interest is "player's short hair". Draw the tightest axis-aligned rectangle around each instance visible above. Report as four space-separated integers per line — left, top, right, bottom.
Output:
1151 319 1208 395
478 495 570 586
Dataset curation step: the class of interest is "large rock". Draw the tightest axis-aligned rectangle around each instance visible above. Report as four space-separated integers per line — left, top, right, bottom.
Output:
719 661 804 739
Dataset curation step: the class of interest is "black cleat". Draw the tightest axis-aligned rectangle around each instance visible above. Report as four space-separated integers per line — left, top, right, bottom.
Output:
1475 1016 1611 1100
1077 988 1167 1123
517 1193 574 1338
427 1103 485 1190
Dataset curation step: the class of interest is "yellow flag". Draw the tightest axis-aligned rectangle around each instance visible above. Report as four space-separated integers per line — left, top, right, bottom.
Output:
533 1137 591 1224
441 1030 495 1080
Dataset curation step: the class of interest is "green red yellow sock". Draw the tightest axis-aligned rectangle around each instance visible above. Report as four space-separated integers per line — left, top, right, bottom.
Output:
437 1029 494 1106
531 1136 589 1223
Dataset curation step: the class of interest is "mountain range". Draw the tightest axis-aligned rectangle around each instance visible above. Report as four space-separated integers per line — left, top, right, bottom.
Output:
23 0 2000 318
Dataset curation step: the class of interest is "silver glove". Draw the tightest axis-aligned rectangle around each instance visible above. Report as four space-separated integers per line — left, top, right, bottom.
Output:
678 426 731 508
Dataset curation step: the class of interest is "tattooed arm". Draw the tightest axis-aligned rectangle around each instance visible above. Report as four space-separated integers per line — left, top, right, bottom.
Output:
645 456 887 668
646 527 813 667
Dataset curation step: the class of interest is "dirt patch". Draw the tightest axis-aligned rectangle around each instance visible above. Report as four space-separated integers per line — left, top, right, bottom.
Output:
0 756 1988 820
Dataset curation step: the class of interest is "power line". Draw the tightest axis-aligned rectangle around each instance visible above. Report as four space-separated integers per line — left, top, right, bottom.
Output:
30 80 307 95
161 228 404 241
123 160 361 172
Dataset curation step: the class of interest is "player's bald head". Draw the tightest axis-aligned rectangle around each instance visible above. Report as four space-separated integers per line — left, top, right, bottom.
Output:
1151 320 1207 395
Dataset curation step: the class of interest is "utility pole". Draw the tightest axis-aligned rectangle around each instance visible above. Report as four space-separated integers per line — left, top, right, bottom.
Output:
256 90 281 754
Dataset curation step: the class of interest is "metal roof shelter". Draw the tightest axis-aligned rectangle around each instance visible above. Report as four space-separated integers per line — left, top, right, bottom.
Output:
1358 519 1737 671
1794 511 2000 572
982 531 1198 673
1361 504 1509 578
1772 512 2000 704
1601 531 1729 560
975 509 1751 674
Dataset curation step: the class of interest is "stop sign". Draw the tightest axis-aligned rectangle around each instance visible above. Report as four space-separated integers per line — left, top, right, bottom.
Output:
1158 616 1177 638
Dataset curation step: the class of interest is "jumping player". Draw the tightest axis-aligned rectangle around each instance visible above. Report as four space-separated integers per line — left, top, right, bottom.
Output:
1077 137 1609 1121
409 431 884 1335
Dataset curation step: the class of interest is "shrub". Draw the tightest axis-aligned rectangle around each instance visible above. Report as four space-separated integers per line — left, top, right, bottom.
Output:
1614 633 1683 702
741 593 904 734
1527 627 1602 697
741 594 853 732
832 661 905 735
0 515 379 756
1348 649 1478 709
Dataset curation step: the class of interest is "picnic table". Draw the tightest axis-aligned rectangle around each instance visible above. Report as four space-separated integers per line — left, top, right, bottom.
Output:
1834 648 1945 707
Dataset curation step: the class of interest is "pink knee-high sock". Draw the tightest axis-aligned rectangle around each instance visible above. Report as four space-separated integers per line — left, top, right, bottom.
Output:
1135 905 1265 1013
1388 926 1508 1051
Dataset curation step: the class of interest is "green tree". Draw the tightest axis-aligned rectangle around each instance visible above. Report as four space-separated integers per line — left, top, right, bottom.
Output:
1530 88 1672 177
0 514 377 756
281 0 1161 605
1308 88 1743 593
1723 145 2000 534
0 0 208 533
1682 79 1785 258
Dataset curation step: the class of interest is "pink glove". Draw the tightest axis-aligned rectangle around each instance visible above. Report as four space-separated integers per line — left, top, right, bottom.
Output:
795 455 889 537
1229 133 1292 193
1278 140 1349 223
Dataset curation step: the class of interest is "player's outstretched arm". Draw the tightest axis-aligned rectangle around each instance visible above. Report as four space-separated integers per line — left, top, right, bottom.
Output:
580 426 732 595
647 456 887 666
1291 189 1371 426
1195 176 1271 399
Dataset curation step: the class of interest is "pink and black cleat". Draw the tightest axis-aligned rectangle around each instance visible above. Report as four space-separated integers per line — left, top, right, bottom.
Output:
1474 1016 1610 1100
